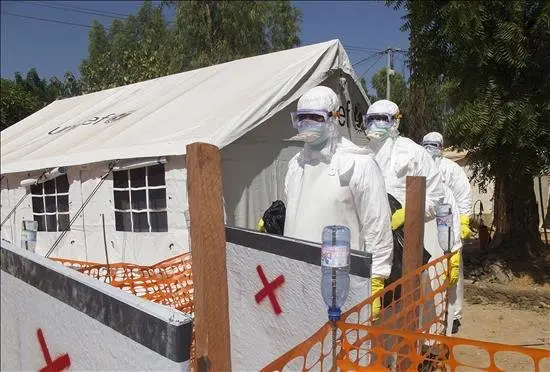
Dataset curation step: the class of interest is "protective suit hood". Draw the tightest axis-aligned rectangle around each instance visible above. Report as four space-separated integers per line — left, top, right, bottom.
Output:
289 86 352 162
422 132 444 159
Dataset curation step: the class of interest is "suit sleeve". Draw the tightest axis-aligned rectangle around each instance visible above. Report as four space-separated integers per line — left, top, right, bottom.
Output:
447 159 472 216
416 149 445 219
351 155 394 279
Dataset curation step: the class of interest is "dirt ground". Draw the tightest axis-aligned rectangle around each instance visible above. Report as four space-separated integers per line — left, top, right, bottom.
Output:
453 301 550 371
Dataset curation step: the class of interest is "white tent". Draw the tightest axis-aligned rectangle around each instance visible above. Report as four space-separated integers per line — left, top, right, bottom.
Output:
1 40 371 264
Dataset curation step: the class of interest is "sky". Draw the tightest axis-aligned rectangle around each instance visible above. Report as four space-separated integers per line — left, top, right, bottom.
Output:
0 0 409 91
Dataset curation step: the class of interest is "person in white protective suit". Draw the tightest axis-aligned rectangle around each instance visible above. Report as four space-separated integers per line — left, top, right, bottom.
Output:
422 132 472 239
363 100 460 341
423 131 473 333
284 86 394 320
362 99 445 261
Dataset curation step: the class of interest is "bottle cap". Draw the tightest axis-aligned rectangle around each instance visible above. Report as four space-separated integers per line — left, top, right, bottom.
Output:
328 307 341 321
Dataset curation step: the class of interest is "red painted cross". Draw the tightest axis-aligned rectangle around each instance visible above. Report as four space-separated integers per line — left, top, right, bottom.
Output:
37 329 71 372
254 265 285 315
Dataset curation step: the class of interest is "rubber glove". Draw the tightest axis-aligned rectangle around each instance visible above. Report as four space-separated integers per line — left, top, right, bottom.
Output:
371 277 385 320
459 215 472 240
391 208 405 230
449 251 461 286
257 218 266 233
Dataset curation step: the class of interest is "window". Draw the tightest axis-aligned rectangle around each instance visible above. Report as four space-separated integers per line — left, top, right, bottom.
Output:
113 164 168 232
31 175 70 232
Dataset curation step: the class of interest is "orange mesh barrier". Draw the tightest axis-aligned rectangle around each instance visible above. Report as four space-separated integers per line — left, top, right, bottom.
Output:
261 252 550 371
342 253 453 334
51 253 196 366
262 321 550 371
51 253 194 314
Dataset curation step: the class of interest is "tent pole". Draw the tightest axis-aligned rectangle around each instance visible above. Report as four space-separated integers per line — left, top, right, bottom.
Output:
538 176 548 246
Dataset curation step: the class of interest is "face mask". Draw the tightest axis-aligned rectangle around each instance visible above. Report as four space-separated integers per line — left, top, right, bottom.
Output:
366 120 391 141
288 120 328 147
423 144 442 158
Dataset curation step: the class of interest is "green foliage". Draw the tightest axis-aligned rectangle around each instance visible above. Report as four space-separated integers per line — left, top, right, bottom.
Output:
80 1 171 92
0 69 82 130
371 68 408 107
391 0 550 186
80 0 302 92
0 79 41 131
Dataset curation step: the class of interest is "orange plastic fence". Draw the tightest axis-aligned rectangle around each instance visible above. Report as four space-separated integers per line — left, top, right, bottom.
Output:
262 252 550 371
52 253 194 314
261 321 550 371
52 253 197 365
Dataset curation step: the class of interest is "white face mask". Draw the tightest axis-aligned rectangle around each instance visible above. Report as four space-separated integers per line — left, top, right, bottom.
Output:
366 120 391 141
423 144 442 158
288 121 329 147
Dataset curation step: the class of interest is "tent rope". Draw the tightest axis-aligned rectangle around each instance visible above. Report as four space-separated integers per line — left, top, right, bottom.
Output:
45 161 117 258
0 191 30 228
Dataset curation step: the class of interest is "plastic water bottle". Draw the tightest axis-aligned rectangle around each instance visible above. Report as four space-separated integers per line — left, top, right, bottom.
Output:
321 225 351 321
436 203 453 253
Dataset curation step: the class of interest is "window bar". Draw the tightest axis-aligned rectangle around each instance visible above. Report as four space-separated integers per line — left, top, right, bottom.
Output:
128 169 134 232
145 166 152 232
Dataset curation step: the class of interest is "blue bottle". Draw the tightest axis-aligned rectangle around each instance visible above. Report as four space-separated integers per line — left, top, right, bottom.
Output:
321 225 351 321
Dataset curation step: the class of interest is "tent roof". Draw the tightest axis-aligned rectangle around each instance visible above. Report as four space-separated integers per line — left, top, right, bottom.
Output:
1 40 360 174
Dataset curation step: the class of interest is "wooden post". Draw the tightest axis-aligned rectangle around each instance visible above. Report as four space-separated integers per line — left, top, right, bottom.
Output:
403 176 426 277
186 142 231 372
398 176 426 370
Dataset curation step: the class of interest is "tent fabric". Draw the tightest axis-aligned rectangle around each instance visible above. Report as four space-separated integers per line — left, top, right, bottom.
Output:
1 40 361 175
442 149 468 162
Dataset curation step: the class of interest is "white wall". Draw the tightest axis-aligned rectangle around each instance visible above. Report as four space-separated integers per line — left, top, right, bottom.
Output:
226 240 370 371
1 156 190 265
1 242 191 371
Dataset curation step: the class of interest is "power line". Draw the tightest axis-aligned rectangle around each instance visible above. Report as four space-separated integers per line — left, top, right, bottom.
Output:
352 51 382 67
20 1 125 19
16 2 175 26
28 1 129 18
358 53 384 78
2 11 101 29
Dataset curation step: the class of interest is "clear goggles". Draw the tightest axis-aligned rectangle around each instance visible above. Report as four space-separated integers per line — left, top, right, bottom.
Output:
362 113 395 127
290 110 338 130
422 141 442 149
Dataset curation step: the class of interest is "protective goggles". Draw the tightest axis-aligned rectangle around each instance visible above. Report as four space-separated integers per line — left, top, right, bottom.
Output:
363 113 396 127
422 141 442 149
290 110 339 130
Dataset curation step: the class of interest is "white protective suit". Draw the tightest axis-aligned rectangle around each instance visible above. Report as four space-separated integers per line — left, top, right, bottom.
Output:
423 132 472 216
363 100 445 259
283 86 394 280
423 132 471 329
364 100 457 339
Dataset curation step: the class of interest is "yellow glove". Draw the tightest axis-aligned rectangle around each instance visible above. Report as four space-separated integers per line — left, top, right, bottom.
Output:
371 277 385 320
257 218 266 233
391 208 405 230
460 214 472 240
449 251 461 286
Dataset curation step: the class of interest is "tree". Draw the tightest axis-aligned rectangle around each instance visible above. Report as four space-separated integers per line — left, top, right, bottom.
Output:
371 68 408 107
0 68 82 130
80 1 302 92
0 79 41 130
80 1 171 92
391 0 550 257
167 1 301 70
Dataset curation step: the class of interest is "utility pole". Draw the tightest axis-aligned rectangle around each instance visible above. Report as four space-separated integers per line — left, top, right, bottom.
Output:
384 47 402 100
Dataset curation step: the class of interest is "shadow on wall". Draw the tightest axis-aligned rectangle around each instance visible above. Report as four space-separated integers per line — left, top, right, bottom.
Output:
221 104 300 230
